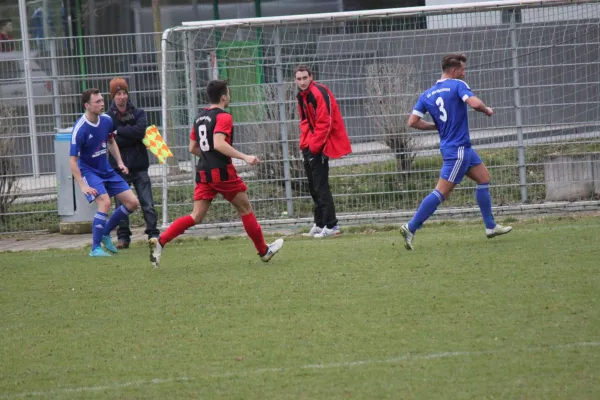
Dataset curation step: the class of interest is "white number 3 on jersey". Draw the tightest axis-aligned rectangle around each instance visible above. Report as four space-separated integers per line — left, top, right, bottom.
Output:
435 97 448 122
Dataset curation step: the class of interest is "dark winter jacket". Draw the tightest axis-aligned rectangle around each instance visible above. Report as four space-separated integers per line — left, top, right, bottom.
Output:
106 100 149 173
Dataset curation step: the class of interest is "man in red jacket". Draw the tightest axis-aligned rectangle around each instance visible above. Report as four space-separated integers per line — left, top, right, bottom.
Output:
295 65 352 238
0 20 15 52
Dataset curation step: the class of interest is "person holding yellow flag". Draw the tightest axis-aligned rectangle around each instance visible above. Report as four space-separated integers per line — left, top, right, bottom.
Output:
106 77 160 248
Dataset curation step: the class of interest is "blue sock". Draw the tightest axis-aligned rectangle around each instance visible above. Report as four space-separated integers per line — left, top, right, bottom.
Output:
103 205 132 236
476 183 496 229
92 212 108 249
408 190 444 234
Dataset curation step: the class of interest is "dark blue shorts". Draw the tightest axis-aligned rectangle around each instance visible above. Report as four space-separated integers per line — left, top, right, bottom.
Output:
81 170 130 203
440 146 482 184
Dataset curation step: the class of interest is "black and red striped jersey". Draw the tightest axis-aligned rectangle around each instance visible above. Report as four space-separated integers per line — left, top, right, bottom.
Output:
190 107 238 183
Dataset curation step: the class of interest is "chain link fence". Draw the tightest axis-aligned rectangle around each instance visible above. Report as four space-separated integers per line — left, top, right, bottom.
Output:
1 0 600 234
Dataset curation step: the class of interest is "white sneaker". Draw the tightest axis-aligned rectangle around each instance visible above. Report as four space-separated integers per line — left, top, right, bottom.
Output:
399 224 414 250
486 224 513 238
314 225 341 238
261 238 284 262
302 224 323 237
149 237 163 268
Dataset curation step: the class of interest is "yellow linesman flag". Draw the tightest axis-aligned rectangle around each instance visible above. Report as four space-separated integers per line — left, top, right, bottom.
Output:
143 125 173 164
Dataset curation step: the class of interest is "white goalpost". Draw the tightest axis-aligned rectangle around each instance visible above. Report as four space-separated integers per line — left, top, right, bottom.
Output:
159 0 600 229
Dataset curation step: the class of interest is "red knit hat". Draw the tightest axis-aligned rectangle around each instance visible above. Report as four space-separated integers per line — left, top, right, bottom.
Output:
109 77 128 98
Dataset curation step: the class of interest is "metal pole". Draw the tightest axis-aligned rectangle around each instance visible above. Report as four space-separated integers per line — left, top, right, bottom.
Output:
160 29 171 228
213 0 221 45
183 33 193 122
183 32 199 175
88 0 96 36
19 0 40 177
274 27 294 217
75 0 87 90
50 38 62 130
254 0 264 84
42 0 61 130
64 0 75 54
510 10 527 203
42 0 50 49
187 34 198 122
191 0 200 20
132 0 143 64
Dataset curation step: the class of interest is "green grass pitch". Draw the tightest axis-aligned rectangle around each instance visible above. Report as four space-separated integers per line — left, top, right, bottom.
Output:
1 216 599 399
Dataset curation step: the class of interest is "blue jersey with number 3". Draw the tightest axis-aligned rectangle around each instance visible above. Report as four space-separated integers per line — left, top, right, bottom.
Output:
412 79 474 149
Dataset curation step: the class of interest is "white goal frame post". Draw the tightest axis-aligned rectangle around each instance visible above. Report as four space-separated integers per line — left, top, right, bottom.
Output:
159 0 600 229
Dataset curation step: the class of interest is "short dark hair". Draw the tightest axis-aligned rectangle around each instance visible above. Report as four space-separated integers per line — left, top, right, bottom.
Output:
81 88 101 108
441 53 467 71
0 19 11 30
294 65 313 77
206 80 228 104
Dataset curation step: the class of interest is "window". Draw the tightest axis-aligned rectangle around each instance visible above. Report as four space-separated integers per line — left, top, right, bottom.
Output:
501 8 522 24
0 61 21 80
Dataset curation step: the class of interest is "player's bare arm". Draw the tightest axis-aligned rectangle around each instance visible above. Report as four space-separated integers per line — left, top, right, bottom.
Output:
69 155 98 197
189 138 202 157
465 96 493 117
213 133 260 165
107 137 129 174
408 114 436 131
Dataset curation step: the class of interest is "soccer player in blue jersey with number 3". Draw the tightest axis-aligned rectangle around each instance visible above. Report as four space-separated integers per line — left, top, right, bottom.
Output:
400 53 512 250
70 88 140 257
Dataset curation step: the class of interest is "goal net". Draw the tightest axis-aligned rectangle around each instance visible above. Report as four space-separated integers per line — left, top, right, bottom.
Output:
160 0 600 229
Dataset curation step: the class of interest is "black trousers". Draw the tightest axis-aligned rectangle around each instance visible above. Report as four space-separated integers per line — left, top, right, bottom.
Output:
115 170 160 242
302 148 338 229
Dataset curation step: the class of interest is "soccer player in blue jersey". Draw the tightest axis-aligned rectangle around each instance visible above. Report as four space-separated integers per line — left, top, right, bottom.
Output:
400 53 512 250
70 88 140 257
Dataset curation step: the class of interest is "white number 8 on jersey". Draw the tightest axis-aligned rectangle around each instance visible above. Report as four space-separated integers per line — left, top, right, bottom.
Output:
198 124 210 151
435 97 448 122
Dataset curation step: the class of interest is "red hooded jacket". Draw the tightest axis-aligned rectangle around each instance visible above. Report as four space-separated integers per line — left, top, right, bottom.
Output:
297 81 352 159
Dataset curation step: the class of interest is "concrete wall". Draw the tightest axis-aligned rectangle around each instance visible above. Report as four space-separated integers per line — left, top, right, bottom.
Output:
544 153 600 201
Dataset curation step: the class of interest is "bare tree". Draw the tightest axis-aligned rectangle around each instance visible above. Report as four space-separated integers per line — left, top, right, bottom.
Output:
0 105 19 224
80 0 122 21
365 63 419 173
238 83 307 193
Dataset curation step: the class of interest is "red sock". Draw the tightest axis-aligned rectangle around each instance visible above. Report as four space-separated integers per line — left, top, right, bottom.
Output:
241 212 268 255
160 215 195 246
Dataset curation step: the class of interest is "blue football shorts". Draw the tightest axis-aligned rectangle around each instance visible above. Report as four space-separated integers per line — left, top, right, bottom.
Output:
439 146 483 184
81 170 131 203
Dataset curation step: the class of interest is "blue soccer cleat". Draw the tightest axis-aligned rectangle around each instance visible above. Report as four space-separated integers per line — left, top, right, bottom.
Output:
101 235 118 253
89 247 112 257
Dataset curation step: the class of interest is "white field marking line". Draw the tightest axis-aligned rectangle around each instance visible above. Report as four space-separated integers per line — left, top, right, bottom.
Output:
3 342 599 399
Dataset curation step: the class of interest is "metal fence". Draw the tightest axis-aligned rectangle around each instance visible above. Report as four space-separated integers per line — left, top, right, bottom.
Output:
1 0 600 235
0 32 165 234
159 0 600 230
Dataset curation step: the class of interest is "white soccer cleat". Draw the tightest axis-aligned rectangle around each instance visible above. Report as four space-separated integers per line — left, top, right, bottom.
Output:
314 225 341 238
399 224 414 251
486 224 513 238
302 224 323 237
261 238 284 262
149 237 163 268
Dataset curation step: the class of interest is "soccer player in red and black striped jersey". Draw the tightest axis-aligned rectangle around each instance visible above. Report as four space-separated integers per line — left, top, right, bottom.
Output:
149 80 283 267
